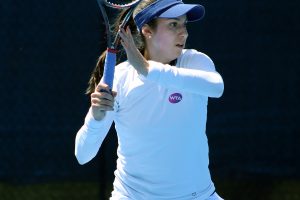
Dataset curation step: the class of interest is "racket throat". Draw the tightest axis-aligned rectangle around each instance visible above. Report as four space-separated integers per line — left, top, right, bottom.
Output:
111 9 134 48
107 48 118 54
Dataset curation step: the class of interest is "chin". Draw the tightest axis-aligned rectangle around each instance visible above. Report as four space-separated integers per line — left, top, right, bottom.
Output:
174 49 183 58
161 50 182 64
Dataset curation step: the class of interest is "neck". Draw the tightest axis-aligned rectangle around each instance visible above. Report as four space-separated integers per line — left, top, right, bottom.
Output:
143 49 171 64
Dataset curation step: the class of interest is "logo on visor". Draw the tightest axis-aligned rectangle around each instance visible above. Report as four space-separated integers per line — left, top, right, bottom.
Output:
169 93 182 103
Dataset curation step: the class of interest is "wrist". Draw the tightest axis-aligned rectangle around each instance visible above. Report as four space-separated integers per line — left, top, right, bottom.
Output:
127 48 149 76
92 108 106 121
140 61 149 76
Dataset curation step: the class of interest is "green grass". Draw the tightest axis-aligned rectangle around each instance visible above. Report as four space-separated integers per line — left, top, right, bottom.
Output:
0 179 299 200
0 182 100 200
215 178 300 200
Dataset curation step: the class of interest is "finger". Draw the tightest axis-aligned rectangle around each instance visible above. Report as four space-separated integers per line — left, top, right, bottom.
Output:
91 103 114 111
95 83 110 93
122 27 133 40
91 92 114 101
91 96 113 104
91 97 114 108
91 98 114 108
126 26 132 35
119 28 126 37
96 83 109 91
119 30 129 45
91 92 115 104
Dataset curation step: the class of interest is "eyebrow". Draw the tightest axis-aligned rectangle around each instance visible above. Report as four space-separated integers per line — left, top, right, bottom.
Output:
167 17 182 21
170 17 180 21
167 17 187 22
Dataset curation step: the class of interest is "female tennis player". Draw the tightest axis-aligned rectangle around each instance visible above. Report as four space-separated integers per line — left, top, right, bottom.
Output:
75 0 224 199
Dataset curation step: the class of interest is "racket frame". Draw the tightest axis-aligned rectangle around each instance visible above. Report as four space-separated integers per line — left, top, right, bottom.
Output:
96 0 141 49
96 0 142 89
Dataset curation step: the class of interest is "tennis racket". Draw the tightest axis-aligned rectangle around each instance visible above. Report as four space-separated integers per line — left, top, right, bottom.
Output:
96 0 142 90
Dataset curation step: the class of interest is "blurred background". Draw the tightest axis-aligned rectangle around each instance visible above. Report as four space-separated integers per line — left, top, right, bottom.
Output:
1 0 299 199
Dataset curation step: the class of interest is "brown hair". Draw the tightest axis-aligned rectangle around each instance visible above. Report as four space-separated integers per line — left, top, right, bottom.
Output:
86 0 158 95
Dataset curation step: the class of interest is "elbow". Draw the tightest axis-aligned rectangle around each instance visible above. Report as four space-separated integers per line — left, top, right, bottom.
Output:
75 153 89 165
75 134 91 165
211 77 224 98
75 148 90 165
77 159 88 165
74 140 97 165
214 82 224 98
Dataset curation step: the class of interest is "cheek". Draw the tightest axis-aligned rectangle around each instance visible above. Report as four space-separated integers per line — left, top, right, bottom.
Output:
153 32 173 48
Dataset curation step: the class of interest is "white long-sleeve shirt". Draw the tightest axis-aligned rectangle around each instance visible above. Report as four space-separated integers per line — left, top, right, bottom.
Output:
75 49 224 200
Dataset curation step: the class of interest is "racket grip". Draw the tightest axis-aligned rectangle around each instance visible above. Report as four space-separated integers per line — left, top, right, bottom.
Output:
103 48 117 89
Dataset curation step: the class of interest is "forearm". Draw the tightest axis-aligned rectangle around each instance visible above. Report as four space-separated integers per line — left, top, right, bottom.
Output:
147 61 224 97
75 108 114 164
119 27 149 76
126 46 149 77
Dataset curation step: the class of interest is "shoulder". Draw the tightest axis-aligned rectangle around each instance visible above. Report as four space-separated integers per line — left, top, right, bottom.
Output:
115 61 133 79
180 49 213 63
112 61 132 91
115 61 131 72
177 49 216 71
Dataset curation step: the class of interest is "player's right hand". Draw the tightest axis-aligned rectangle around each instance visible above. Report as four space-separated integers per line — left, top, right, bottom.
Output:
90 83 117 121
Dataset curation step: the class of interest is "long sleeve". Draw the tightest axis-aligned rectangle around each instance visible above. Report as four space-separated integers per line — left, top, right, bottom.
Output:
146 50 224 98
75 108 114 165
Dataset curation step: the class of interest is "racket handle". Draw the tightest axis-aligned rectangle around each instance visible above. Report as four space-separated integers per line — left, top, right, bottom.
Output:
103 48 117 89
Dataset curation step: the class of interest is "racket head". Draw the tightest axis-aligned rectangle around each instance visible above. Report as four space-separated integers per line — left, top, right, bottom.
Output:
103 0 142 9
96 0 112 47
97 0 142 48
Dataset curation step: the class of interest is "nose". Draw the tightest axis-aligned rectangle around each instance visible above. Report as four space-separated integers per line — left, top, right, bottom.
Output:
178 25 188 38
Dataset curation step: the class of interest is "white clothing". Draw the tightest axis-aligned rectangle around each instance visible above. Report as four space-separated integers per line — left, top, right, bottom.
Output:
206 192 224 200
75 49 224 200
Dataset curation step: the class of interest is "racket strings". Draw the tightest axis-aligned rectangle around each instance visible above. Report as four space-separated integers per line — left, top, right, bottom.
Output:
104 0 141 8
98 0 142 48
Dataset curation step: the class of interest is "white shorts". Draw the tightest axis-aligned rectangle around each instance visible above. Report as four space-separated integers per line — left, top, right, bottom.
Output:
110 192 224 200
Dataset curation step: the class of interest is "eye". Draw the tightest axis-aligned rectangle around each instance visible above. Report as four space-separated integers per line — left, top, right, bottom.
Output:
169 22 178 28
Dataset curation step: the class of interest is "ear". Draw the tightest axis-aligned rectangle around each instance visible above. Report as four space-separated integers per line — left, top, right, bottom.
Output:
141 24 153 38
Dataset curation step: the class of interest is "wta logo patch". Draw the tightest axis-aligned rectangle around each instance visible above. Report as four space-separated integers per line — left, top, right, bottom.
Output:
169 93 182 103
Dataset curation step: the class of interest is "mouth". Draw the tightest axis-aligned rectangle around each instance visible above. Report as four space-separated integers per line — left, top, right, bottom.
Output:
176 44 184 48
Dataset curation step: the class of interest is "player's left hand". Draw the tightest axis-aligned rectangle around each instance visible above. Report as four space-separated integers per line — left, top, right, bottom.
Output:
119 26 149 76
